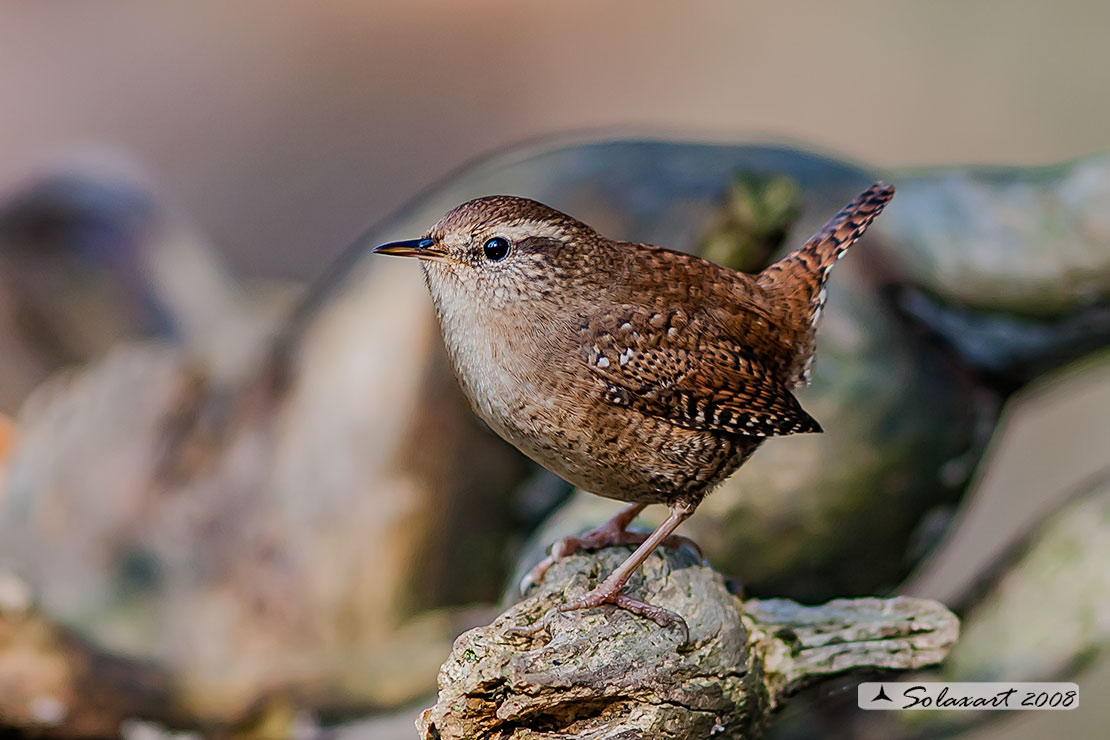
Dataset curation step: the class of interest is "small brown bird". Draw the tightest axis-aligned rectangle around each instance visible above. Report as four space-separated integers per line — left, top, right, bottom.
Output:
374 182 894 639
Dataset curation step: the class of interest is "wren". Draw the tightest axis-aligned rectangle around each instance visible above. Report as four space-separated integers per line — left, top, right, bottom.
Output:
373 182 894 641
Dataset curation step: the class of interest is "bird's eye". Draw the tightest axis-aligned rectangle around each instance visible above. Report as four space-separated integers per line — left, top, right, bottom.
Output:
482 236 511 262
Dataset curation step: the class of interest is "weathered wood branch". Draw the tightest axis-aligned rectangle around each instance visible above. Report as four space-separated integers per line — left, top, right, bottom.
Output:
0 571 181 738
418 547 958 740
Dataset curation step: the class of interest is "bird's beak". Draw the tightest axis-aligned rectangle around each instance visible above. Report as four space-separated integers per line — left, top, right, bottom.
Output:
372 238 447 261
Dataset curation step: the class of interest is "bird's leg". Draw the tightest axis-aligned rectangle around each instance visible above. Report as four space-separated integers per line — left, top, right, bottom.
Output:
521 501 702 593
511 502 697 644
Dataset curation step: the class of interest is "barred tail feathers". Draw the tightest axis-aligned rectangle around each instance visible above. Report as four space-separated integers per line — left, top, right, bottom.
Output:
757 182 894 383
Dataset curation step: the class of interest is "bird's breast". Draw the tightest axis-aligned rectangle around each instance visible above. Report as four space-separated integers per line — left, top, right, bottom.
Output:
433 300 570 440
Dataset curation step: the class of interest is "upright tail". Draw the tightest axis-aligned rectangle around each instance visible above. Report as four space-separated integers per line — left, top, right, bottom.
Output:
757 182 894 384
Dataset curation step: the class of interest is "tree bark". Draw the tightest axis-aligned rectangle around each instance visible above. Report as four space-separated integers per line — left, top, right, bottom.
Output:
418 547 958 740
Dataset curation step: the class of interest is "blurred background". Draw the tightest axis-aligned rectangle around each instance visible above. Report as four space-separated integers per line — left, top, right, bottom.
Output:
0 1 1108 739
3 1 1110 276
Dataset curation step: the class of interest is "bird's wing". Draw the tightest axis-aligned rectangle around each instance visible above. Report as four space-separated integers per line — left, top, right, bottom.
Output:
582 309 820 437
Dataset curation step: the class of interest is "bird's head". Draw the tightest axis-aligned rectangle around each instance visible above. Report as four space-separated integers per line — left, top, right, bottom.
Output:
373 195 602 311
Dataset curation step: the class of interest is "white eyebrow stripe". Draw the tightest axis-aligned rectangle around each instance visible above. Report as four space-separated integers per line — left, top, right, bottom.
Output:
486 222 568 244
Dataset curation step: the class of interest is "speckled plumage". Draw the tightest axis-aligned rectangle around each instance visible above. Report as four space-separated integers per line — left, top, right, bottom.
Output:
396 183 893 509
374 182 894 636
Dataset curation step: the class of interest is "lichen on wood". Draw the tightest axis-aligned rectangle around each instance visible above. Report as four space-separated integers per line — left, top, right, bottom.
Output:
418 546 958 739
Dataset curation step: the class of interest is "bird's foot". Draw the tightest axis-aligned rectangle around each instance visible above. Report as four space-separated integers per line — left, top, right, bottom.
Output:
561 586 690 646
505 582 690 647
521 519 701 594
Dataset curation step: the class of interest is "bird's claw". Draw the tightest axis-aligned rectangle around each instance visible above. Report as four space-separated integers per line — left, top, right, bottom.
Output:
519 554 556 595
519 529 704 595
502 604 562 640
610 593 690 647
505 589 690 648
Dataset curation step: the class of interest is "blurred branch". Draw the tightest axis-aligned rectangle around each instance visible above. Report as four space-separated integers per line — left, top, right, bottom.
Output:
0 571 181 738
418 547 958 740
